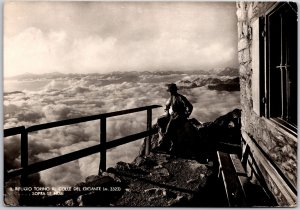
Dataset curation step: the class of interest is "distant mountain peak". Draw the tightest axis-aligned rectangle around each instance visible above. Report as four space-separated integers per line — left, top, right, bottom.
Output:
216 67 239 76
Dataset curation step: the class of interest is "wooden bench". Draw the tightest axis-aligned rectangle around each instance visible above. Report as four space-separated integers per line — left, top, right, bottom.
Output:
217 151 249 207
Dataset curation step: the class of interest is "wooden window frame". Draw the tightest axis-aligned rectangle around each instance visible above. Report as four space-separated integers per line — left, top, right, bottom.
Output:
262 2 297 136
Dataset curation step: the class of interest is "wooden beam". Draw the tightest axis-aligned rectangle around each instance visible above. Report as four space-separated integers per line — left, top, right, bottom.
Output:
242 131 297 205
4 126 25 137
230 154 248 200
99 118 106 173
20 130 28 186
217 151 247 207
145 109 152 156
25 105 161 132
6 128 158 180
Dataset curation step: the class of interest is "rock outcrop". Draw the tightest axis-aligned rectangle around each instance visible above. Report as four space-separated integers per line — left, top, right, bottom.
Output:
140 109 242 159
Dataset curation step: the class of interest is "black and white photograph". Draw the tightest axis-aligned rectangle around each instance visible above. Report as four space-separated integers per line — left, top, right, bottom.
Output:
3 1 297 207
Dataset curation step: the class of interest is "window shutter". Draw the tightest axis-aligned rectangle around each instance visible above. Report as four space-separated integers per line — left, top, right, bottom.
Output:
252 18 261 116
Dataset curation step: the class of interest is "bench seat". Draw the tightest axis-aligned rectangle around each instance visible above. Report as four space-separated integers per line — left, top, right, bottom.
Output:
217 151 249 207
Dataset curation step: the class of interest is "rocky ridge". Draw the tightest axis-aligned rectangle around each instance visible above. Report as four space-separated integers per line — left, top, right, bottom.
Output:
177 76 240 92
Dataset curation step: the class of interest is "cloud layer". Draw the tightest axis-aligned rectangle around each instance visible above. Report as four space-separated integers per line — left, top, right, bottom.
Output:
4 73 240 187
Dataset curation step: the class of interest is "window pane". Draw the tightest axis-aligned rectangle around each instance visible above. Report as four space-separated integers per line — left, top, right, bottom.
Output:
267 3 297 127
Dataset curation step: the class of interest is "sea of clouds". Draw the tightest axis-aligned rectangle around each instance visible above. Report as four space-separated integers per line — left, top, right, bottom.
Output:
4 72 240 187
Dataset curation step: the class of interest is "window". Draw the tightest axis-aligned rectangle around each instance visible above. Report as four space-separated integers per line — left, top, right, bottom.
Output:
263 2 297 133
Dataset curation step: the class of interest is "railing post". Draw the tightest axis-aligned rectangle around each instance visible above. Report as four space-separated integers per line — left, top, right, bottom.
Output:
20 130 28 185
20 129 28 205
99 118 106 174
145 109 152 156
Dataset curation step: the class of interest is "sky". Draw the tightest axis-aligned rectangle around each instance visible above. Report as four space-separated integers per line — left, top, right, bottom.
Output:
4 1 239 77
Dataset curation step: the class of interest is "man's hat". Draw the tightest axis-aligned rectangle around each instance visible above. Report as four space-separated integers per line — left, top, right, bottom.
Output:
167 83 178 92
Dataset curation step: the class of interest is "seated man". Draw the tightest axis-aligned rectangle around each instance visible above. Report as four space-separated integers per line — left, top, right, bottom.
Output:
157 83 193 153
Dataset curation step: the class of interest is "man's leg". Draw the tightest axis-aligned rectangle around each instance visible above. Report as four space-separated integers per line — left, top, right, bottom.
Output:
165 115 188 154
157 114 170 134
164 115 180 152
153 114 171 152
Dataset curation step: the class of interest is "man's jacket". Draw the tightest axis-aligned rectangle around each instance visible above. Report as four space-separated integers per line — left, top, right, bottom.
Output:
165 93 193 118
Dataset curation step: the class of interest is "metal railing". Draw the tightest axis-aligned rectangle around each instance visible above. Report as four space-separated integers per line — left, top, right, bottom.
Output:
4 105 161 184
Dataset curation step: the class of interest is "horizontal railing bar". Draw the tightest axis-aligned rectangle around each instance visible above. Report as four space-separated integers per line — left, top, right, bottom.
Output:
3 105 161 135
105 128 157 150
4 168 23 181
4 126 25 137
26 105 161 132
6 128 158 180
